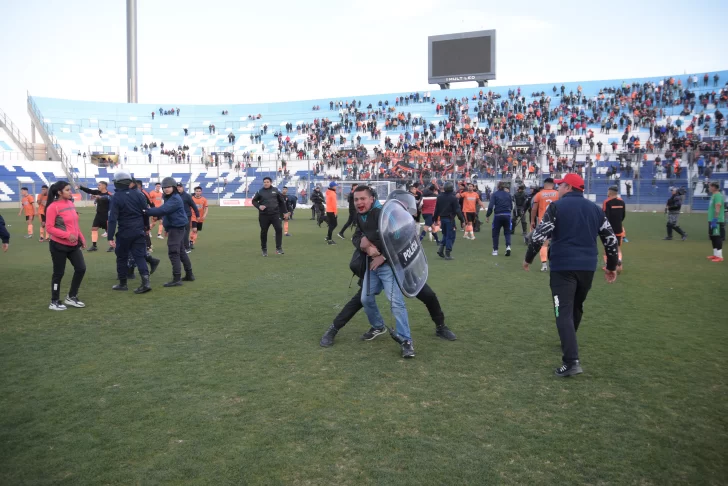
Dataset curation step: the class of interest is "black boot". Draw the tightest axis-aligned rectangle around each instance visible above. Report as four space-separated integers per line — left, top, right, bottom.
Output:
134 274 152 294
182 271 195 281
163 274 183 287
319 324 338 347
437 245 445 258
112 279 128 291
147 256 160 275
435 324 457 341
445 250 453 260
127 267 136 280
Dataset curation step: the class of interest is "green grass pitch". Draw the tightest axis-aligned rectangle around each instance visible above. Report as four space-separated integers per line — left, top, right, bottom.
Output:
0 207 725 484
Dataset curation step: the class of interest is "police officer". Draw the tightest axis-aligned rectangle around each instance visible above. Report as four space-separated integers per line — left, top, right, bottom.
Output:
310 186 325 225
251 176 289 257
523 173 620 377
146 177 195 286
663 187 687 240
107 170 153 293
176 183 199 252
513 184 529 235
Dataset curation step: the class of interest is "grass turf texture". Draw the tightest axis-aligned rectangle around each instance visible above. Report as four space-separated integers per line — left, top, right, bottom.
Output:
0 207 726 485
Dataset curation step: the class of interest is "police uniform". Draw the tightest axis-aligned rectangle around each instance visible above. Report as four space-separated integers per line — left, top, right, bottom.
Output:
252 185 288 253
664 190 687 239
107 171 153 293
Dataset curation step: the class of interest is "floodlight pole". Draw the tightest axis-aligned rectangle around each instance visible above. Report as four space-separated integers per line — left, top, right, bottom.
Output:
126 0 138 103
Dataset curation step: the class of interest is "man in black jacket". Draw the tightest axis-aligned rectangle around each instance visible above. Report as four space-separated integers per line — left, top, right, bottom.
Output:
433 181 465 260
663 187 687 240
310 186 325 225
176 183 199 252
251 177 289 256
346 185 415 358
77 181 112 252
513 185 529 235
337 183 358 238
282 186 297 236
523 173 619 377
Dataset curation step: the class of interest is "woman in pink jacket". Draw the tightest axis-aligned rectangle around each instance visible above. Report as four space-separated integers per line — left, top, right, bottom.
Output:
45 181 87 311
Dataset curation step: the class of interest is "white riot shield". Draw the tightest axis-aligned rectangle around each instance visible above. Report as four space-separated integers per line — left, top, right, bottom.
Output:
378 199 428 298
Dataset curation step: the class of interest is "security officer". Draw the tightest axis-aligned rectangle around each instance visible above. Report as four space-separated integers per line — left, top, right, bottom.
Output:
523 173 620 377
513 184 529 235
107 170 153 293
251 176 289 257
310 186 325 225
146 177 195 286
176 183 199 252
663 187 687 240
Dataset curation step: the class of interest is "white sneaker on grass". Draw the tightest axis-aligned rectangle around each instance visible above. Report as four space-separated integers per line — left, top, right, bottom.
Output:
49 300 67 311
64 295 86 308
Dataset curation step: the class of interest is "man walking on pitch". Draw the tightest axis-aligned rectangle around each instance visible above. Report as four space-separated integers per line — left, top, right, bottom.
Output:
531 178 559 270
77 181 113 252
281 186 297 236
149 182 165 239
190 186 208 249
461 182 485 240
176 183 199 253
602 185 626 273
325 181 338 244
146 177 195 286
251 177 289 256
433 181 465 260
18 187 36 239
663 187 687 241
337 183 358 239
37 185 49 241
486 182 513 256
707 182 725 262
523 173 619 377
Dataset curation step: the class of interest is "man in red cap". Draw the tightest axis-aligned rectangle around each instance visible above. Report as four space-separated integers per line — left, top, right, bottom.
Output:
523 173 620 377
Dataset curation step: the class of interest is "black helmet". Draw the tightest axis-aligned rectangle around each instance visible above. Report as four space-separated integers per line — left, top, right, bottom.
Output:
444 181 454 193
161 177 177 188
386 189 417 217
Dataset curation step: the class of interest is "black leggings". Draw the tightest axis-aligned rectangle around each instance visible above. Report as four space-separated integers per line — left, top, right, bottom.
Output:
50 240 86 301
709 222 725 250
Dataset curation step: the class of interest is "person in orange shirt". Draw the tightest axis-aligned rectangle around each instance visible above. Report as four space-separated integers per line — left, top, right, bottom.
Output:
325 181 338 244
149 182 165 239
461 183 485 240
190 186 208 249
530 178 559 271
18 187 36 238
37 185 49 241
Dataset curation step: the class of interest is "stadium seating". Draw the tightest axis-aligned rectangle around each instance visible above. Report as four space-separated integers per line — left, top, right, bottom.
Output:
2 71 725 206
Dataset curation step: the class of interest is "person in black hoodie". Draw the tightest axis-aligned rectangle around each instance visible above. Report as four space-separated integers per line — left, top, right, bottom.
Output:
433 181 465 260
251 177 289 256
310 186 325 225
337 183 358 238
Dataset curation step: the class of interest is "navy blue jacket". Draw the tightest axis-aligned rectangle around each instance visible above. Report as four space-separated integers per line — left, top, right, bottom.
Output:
107 187 150 241
146 192 189 229
179 191 200 220
486 190 513 217
433 191 465 223
0 214 9 244
526 191 619 271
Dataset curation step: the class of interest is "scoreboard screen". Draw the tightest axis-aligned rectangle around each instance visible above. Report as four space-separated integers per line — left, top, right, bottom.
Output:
428 30 496 85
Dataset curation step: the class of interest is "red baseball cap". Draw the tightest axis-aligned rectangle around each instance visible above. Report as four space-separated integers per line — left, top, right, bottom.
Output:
554 173 585 191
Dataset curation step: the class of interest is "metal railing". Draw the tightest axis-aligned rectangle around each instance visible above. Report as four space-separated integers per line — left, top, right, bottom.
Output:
0 108 33 160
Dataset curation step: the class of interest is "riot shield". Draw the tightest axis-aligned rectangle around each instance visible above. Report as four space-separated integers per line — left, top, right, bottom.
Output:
378 199 428 298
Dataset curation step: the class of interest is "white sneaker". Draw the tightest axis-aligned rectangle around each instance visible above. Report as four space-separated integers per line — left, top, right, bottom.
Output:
492 250 498 256
505 246 511 257
49 300 67 311
157 235 164 239
101 232 108 237
541 263 548 272
64 295 86 308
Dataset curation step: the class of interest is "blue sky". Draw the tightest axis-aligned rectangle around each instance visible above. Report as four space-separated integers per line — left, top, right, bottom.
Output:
0 0 726 136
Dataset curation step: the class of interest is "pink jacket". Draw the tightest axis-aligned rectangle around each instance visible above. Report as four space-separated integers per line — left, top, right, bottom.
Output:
45 199 86 247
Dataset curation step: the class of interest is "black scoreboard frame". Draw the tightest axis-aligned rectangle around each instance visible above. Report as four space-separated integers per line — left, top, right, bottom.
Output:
428 29 496 89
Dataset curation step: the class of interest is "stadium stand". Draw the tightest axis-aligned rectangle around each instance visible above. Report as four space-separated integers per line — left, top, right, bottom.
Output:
1 71 726 206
